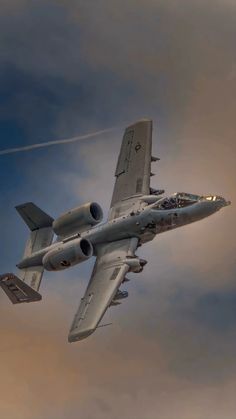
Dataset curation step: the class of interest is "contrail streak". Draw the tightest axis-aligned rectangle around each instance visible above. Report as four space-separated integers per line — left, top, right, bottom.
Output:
0 127 117 156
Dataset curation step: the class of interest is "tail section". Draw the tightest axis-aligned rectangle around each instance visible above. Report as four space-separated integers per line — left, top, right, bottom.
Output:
0 202 53 304
0 203 54 304
20 266 44 292
15 202 54 231
15 203 54 291
0 273 42 304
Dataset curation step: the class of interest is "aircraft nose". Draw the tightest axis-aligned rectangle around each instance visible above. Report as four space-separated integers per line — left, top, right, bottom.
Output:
217 197 231 207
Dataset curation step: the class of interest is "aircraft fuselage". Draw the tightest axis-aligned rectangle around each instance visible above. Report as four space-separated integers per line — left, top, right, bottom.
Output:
17 193 229 269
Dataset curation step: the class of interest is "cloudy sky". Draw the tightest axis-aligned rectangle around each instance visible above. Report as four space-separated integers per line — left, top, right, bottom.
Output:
0 1 236 418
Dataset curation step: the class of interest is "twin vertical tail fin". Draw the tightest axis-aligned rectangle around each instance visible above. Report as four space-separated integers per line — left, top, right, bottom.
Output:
16 203 54 291
0 203 54 304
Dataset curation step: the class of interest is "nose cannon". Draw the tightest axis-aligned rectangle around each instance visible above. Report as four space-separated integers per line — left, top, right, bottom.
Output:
218 197 231 207
222 198 231 207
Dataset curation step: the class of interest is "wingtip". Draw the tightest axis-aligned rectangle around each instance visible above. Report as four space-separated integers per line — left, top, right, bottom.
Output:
15 202 33 209
68 328 95 343
126 118 152 131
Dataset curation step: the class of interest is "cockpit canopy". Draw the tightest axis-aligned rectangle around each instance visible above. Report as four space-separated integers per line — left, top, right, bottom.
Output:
153 192 200 210
152 193 228 210
175 192 200 201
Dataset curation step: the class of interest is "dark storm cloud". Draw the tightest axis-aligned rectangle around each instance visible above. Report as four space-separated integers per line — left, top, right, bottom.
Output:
0 1 140 138
1 0 234 136
65 0 236 119
0 1 236 419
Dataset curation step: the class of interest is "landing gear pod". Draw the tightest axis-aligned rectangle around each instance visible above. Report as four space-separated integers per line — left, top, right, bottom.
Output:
124 257 148 273
43 238 93 271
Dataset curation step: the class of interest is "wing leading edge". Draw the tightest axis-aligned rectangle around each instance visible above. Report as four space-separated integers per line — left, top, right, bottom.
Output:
109 119 153 219
68 238 138 342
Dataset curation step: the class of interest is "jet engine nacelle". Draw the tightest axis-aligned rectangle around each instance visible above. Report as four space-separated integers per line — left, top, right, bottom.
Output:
42 238 93 271
52 202 103 238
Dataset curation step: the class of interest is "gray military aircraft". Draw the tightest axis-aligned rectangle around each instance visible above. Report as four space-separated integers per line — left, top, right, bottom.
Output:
0 119 231 342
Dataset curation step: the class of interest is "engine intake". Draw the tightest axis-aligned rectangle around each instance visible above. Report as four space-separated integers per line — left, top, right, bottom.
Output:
53 202 103 238
43 238 93 271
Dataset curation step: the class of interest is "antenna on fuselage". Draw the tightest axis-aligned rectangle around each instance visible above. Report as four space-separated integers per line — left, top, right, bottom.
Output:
150 156 165 196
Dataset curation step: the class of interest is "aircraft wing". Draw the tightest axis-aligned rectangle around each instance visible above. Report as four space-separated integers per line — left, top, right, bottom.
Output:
109 119 153 219
68 237 138 342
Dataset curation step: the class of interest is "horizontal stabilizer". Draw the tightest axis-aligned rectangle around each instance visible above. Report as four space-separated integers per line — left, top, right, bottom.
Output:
16 202 54 231
0 273 42 304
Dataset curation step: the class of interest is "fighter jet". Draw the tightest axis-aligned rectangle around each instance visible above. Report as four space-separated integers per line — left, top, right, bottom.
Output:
0 119 231 342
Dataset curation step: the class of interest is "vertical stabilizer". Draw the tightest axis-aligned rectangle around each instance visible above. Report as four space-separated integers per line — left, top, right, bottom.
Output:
16 202 54 291
15 202 54 231
20 266 44 292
